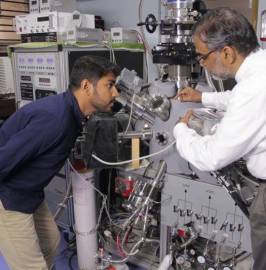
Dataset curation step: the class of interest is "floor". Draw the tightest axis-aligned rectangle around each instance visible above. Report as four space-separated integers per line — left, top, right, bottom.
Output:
0 231 144 270
0 235 78 270
0 231 253 270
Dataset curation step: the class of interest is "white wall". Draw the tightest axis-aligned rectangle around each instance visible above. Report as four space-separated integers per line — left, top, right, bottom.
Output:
76 0 158 29
75 0 266 79
76 0 160 80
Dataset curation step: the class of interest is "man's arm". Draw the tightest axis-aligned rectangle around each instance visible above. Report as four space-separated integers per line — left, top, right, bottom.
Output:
176 87 202 102
0 112 60 182
176 87 233 111
173 82 264 171
202 91 233 111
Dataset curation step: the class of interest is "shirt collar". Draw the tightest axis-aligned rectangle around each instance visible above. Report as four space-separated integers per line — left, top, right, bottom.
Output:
235 48 262 83
65 90 86 129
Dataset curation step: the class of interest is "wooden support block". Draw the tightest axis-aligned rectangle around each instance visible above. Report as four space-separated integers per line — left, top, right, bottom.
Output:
131 138 140 169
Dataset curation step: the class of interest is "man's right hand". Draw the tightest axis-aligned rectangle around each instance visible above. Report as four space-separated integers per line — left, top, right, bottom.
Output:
174 87 202 103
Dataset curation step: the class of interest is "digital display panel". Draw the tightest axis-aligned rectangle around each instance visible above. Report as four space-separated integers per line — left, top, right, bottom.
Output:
39 77 51 83
37 16 49 22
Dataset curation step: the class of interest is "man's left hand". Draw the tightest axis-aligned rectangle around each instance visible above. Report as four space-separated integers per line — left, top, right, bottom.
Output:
178 110 193 125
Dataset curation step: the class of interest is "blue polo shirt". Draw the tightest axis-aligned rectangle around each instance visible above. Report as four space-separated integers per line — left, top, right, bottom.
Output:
0 90 85 213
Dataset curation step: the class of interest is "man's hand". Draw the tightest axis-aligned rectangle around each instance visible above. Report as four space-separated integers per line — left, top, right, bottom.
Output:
178 110 193 125
174 87 202 103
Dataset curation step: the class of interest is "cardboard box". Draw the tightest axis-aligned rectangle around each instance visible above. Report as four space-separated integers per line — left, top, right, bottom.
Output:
0 10 28 16
0 1 29 12
0 31 20 40
0 25 14 31
0 16 14 25
2 0 28 3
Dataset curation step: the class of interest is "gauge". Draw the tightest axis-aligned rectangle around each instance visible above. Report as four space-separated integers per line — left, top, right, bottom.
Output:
189 249 196 256
197 255 206 264
176 255 185 265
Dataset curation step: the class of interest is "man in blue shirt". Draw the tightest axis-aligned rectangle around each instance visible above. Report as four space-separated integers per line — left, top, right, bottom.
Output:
0 55 120 270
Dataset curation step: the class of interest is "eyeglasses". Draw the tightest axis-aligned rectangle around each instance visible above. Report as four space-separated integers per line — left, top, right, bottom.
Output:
195 49 217 63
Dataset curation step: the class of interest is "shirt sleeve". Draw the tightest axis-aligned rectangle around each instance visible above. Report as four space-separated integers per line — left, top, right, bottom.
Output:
202 91 233 110
0 111 60 182
173 81 265 171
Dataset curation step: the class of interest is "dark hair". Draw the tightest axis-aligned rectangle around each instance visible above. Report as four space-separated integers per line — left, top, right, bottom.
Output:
69 55 121 91
192 7 259 56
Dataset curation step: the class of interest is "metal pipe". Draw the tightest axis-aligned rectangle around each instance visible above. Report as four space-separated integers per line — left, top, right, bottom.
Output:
71 170 97 270
118 130 153 140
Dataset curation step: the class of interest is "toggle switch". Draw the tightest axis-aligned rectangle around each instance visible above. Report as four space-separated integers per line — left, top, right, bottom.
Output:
211 216 217 224
203 216 210 224
187 209 193 217
220 221 228 231
195 213 203 220
229 224 236 232
238 224 244 232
